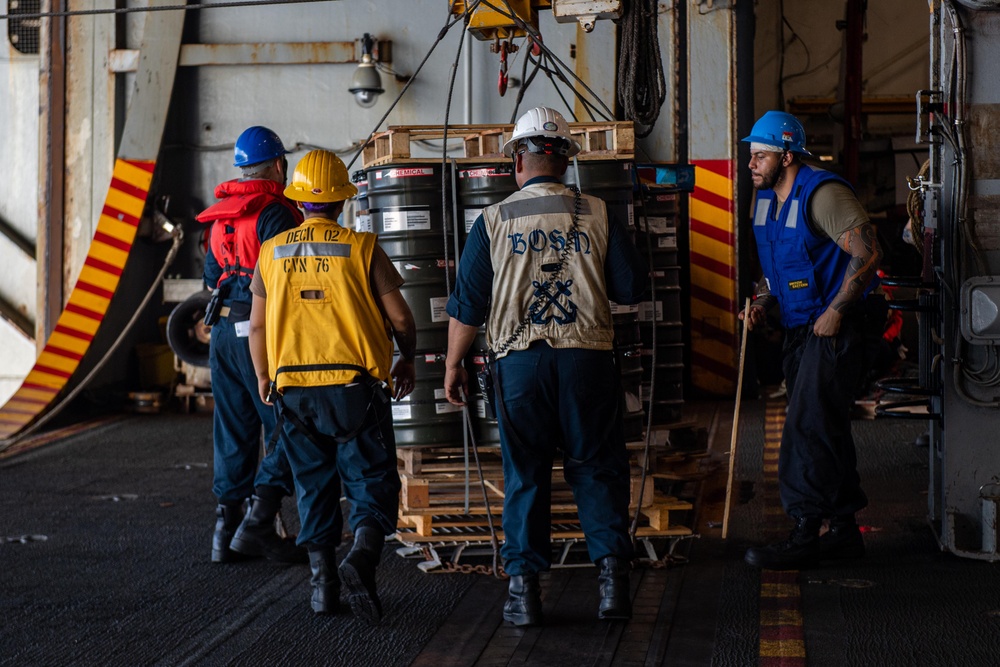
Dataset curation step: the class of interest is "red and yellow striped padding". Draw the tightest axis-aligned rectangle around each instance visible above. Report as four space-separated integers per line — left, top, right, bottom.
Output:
0 158 154 439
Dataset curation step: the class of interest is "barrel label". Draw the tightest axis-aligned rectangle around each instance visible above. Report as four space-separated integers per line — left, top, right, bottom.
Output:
383 208 432 232
638 300 664 322
658 233 677 249
464 208 482 233
430 296 449 323
459 167 510 179
355 213 373 233
376 167 434 179
609 302 640 315
627 203 634 228
391 404 412 420
640 216 673 235
435 401 463 414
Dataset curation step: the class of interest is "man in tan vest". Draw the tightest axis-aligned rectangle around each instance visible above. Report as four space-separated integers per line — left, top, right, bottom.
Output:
444 107 648 626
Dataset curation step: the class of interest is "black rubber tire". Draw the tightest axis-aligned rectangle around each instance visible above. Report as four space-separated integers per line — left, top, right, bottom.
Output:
166 291 213 367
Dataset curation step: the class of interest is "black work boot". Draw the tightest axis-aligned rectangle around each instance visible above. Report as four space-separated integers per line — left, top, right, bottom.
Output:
229 494 307 564
745 516 823 570
211 502 245 563
502 573 542 626
338 525 384 625
818 515 866 561
596 556 632 620
308 549 341 615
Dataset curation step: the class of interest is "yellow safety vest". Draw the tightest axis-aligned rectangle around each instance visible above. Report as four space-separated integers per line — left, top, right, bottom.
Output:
257 218 393 390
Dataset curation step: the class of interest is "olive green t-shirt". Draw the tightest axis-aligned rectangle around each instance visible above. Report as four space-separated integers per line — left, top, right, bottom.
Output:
808 181 870 241
774 181 869 242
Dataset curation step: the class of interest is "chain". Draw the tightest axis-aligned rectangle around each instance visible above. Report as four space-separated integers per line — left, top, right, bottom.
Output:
437 561 508 576
423 547 508 577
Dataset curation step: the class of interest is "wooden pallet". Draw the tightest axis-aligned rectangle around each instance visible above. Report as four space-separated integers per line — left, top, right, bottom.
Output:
397 444 502 476
399 465 654 513
396 495 693 542
395 437 701 540
361 121 635 168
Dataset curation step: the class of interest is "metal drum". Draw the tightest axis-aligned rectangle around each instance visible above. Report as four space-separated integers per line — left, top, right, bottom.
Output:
366 163 463 447
455 163 517 246
366 164 450 257
634 184 685 424
563 160 636 231
455 167 518 446
634 189 680 265
350 170 372 233
392 255 454 351
390 351 464 446
638 285 685 424
565 160 648 437
366 164 455 349
618 343 645 442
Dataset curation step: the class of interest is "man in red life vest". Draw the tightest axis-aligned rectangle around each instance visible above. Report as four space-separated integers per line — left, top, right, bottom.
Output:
197 126 306 565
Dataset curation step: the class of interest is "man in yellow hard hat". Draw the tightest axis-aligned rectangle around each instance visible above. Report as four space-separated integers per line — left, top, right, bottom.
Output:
248 149 416 623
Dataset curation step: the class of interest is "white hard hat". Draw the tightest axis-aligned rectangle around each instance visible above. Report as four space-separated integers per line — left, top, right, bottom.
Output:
502 107 581 158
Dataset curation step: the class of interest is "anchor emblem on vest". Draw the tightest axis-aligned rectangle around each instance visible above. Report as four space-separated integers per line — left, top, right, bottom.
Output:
531 279 577 325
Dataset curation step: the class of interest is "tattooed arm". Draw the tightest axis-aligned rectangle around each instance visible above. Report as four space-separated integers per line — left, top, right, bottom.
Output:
812 221 882 337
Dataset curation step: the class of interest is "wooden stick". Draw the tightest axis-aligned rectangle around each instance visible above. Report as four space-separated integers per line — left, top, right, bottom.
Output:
722 297 752 539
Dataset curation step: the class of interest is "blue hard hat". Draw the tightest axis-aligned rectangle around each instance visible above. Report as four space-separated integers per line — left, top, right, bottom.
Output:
233 126 290 167
741 111 812 155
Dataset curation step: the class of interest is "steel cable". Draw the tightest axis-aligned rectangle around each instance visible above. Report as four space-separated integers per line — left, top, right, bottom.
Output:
617 0 666 138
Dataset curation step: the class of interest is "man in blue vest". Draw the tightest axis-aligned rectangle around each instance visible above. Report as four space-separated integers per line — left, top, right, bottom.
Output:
739 111 883 570
443 107 648 625
198 126 305 565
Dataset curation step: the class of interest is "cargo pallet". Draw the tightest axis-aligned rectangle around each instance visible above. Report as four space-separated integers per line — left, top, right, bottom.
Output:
394 439 704 545
362 121 635 168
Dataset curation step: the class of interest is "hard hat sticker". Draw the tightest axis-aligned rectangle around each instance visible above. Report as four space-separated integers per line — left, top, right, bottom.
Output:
782 131 794 142
543 121 559 131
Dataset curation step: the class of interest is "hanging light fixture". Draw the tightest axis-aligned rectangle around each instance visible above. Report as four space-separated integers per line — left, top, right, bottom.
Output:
349 33 384 109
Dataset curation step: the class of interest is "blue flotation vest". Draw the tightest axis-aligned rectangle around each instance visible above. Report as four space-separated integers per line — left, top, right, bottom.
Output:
751 164 875 328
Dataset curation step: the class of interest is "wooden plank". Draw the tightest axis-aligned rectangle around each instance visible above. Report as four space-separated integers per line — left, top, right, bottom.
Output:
400 472 430 509
361 121 635 168
641 498 694 531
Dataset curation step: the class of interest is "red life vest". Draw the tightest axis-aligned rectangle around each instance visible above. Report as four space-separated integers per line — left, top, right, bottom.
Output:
196 179 303 287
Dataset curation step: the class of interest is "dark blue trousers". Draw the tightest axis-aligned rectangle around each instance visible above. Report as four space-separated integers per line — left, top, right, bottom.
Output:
494 343 633 576
209 317 293 503
780 315 869 519
276 383 401 548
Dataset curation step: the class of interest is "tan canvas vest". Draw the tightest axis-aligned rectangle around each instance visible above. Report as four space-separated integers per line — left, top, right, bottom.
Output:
483 181 614 358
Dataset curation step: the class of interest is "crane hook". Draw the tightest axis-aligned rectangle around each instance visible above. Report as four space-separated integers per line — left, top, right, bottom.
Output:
498 41 509 96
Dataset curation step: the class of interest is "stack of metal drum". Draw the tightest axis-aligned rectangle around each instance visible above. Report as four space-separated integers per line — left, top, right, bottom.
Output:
634 184 685 424
354 155 679 449
563 160 647 441
361 165 461 446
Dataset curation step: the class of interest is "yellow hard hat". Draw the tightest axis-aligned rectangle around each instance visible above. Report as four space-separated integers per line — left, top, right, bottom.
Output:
284 150 358 203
